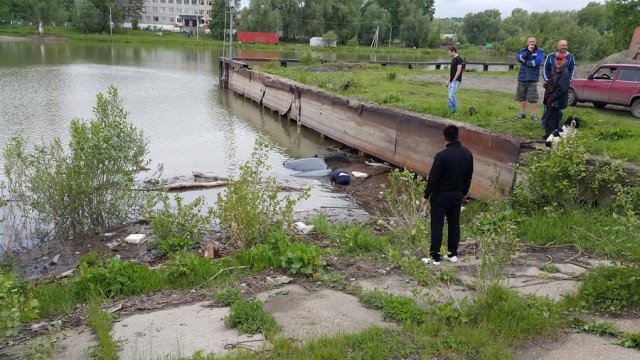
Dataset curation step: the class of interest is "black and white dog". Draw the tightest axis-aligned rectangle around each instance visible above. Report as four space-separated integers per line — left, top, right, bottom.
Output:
545 116 582 147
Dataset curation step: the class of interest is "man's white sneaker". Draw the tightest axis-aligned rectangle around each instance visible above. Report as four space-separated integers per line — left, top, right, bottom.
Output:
421 257 440 266
444 255 458 263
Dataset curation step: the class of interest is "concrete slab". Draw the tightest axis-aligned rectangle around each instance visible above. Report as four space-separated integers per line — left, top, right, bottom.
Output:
593 316 640 334
1 327 95 360
111 302 266 359
501 277 581 301
554 263 589 276
515 333 640 360
256 284 395 341
356 274 472 305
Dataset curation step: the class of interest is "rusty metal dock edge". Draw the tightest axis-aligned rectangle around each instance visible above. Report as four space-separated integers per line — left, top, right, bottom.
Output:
220 58 523 198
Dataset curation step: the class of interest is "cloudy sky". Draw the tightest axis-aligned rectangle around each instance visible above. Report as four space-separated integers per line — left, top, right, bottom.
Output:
238 1 600 19
433 0 602 18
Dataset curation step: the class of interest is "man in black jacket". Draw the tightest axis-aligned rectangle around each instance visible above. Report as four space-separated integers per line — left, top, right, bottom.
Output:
543 52 571 140
420 125 474 265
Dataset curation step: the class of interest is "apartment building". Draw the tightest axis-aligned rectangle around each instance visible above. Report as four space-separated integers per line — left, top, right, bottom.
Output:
139 0 213 31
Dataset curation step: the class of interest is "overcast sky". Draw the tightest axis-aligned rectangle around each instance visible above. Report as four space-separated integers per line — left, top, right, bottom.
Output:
238 1 600 19
433 0 602 18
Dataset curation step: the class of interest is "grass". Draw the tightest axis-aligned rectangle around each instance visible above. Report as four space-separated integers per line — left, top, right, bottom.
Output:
87 300 119 360
262 63 640 162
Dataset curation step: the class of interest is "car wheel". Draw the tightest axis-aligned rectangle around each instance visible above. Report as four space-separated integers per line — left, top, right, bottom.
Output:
567 89 577 106
593 102 607 109
631 98 640 118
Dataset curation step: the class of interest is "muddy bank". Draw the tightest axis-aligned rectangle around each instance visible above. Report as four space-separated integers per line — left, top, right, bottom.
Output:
0 35 68 42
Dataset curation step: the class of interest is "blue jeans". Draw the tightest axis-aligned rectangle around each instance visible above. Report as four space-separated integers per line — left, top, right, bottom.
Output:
541 106 564 129
448 80 460 112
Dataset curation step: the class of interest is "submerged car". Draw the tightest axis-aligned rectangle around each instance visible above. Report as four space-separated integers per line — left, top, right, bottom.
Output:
568 64 640 118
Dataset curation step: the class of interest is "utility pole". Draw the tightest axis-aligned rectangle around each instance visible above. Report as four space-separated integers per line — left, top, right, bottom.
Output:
196 14 199 41
109 5 112 36
228 1 234 60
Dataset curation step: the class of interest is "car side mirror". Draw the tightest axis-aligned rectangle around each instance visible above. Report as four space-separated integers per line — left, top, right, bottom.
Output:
588 74 594 80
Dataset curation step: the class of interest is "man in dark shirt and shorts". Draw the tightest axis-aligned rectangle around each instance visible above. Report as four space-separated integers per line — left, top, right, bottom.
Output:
421 125 474 265
446 46 464 113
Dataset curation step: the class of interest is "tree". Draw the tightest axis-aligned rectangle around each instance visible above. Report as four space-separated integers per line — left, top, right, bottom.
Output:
398 0 430 48
359 3 392 46
377 0 434 36
74 0 103 33
299 0 324 37
605 0 640 51
463 9 502 45
22 0 67 35
502 8 531 39
208 0 229 40
577 2 610 34
323 0 361 44
241 0 280 33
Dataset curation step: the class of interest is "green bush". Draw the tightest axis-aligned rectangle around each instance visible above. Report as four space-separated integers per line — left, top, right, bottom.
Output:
514 135 626 209
378 169 428 247
214 138 309 246
1 86 160 242
0 270 39 338
150 194 214 243
280 242 325 275
226 299 278 335
298 50 319 65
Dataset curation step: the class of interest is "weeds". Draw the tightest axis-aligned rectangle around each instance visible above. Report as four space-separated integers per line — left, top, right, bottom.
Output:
225 299 278 336
359 290 425 324
618 333 640 349
19 321 60 360
213 288 242 306
570 318 620 337
0 270 39 338
87 300 119 360
566 265 640 314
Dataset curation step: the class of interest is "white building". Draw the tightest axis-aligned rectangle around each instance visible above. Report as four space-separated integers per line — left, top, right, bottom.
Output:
138 0 213 31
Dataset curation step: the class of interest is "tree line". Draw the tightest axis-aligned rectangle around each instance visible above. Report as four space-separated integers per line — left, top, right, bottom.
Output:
0 0 142 34
2 0 638 60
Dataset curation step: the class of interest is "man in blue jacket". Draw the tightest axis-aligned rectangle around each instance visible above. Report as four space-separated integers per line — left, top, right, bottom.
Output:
541 40 575 129
515 37 544 121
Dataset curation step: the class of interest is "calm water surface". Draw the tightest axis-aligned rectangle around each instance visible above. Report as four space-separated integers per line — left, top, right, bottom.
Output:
0 41 363 246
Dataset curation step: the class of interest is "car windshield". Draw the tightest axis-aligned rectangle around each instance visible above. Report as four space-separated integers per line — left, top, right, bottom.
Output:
593 67 618 79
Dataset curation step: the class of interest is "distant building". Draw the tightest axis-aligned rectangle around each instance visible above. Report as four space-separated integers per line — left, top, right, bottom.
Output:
134 0 213 31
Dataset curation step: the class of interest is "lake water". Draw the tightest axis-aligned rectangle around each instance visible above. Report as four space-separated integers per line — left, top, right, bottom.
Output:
0 41 370 247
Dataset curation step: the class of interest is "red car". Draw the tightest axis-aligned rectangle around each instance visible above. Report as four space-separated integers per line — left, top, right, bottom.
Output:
568 64 640 118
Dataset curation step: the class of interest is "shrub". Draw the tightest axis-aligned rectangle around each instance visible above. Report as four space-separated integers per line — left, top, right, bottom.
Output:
214 138 309 246
280 242 325 275
321 30 338 46
150 194 213 244
156 235 196 255
226 299 278 335
298 50 319 65
165 251 213 282
0 270 39 338
378 169 428 247
1 86 160 243
514 135 626 209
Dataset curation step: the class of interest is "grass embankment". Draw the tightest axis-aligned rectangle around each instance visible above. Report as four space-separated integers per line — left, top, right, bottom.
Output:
261 62 640 162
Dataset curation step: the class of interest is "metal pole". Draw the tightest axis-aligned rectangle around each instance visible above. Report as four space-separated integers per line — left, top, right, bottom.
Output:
228 4 233 59
109 5 112 36
196 14 199 41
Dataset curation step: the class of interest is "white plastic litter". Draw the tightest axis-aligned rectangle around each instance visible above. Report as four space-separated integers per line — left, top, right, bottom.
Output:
294 222 315 234
125 234 146 245
351 171 368 178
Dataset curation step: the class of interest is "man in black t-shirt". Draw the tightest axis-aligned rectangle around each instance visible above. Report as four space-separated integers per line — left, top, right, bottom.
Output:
446 46 464 113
